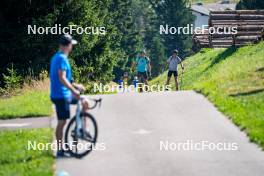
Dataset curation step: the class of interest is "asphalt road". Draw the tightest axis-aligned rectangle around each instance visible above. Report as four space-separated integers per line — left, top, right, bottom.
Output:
55 91 264 176
0 117 51 130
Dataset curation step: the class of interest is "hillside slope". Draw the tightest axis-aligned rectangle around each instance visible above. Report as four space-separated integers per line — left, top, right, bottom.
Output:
151 42 264 148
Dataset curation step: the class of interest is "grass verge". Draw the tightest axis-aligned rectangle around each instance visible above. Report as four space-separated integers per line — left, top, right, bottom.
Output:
151 42 264 148
0 128 54 176
0 90 52 119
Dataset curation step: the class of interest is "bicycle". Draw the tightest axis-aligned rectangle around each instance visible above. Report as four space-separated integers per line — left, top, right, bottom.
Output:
64 96 102 158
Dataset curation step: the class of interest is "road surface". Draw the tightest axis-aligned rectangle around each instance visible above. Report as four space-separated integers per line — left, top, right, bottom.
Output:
54 91 264 176
0 117 51 130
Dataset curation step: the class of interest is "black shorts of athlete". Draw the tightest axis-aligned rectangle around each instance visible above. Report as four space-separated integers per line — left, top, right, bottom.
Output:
138 71 148 81
168 70 178 78
51 96 78 120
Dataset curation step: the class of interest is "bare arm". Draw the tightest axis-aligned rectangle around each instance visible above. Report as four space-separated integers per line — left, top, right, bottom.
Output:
167 57 170 64
58 70 80 99
72 82 85 92
131 61 136 71
180 61 184 70
178 57 184 70
148 62 152 74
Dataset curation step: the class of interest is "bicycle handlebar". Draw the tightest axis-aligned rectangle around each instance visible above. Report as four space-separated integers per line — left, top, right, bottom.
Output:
79 95 102 109
88 98 102 109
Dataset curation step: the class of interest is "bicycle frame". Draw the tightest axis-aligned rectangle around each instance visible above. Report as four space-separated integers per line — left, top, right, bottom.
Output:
75 96 102 138
75 98 83 138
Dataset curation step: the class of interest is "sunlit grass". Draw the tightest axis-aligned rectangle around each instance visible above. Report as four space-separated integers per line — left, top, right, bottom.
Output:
0 80 52 119
0 128 54 176
151 42 264 148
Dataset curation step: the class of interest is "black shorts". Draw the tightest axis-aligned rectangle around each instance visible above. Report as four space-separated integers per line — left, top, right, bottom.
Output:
51 96 78 120
138 71 148 80
168 70 178 78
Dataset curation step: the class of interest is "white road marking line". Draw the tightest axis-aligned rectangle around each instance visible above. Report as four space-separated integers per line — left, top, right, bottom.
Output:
132 128 152 135
0 123 30 128
56 170 70 176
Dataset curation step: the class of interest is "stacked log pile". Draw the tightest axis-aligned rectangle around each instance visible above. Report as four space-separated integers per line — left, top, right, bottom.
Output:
193 10 264 49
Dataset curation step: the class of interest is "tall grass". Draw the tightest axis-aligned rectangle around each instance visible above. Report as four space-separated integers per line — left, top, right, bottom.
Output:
0 79 52 119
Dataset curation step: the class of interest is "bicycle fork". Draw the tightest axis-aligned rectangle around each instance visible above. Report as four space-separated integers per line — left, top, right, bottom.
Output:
75 101 83 138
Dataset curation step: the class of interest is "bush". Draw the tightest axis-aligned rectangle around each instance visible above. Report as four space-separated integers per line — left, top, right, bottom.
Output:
39 70 48 81
2 65 22 92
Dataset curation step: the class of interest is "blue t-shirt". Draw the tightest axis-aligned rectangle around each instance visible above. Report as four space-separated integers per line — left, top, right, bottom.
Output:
50 51 72 99
136 56 149 72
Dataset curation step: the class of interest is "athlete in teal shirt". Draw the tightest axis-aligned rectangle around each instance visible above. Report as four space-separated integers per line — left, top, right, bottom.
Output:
133 50 151 86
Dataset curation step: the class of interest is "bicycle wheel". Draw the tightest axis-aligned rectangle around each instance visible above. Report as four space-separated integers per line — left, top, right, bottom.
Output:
65 112 98 158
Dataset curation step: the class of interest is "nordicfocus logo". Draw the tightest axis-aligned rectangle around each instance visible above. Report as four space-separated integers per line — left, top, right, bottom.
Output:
93 83 172 93
27 140 106 151
160 140 239 151
27 24 106 35
160 24 238 35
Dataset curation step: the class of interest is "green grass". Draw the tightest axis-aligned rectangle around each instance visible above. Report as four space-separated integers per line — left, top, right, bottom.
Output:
151 42 264 148
0 90 52 119
0 128 54 176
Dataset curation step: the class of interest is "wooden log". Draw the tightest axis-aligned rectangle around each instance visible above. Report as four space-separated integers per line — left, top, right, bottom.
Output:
234 41 258 45
211 36 233 40
212 45 233 48
208 44 255 48
197 39 209 43
212 43 251 48
210 14 264 20
235 31 263 36
211 40 258 46
211 20 264 22
212 24 264 28
194 36 209 39
195 37 209 42
211 32 262 38
211 21 264 26
194 33 209 36
196 35 208 38
236 26 264 31
209 26 264 31
212 40 233 44
210 14 264 18
236 35 260 41
210 10 264 15
210 40 259 45
211 20 264 23
211 19 264 22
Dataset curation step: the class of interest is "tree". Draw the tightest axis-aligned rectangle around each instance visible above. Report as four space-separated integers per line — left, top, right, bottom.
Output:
0 0 124 85
130 0 167 77
150 0 195 57
149 36 166 76
57 0 122 83
236 0 264 10
109 0 143 81
0 0 60 86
